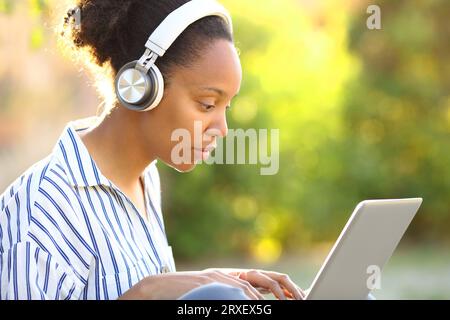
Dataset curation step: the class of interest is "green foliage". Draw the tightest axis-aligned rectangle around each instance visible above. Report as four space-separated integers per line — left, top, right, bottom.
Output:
342 0 450 242
0 0 15 14
161 0 450 261
3 0 449 261
1 0 49 50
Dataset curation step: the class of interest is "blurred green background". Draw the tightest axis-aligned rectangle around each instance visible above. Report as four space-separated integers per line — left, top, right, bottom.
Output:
0 0 449 298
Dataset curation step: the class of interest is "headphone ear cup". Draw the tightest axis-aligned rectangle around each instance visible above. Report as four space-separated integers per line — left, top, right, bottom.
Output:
140 63 164 112
114 60 164 112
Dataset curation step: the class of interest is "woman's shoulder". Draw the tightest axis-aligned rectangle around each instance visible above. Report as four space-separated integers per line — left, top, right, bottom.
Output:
0 156 96 294
0 153 78 232
1 155 53 212
0 152 95 254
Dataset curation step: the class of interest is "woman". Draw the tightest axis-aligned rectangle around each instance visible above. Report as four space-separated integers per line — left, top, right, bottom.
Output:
0 0 304 300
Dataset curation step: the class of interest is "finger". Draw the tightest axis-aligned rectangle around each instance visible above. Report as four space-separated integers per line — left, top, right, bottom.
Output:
234 278 266 300
255 287 271 294
243 270 287 300
281 283 305 300
282 288 295 299
295 285 306 300
204 270 262 300
235 270 304 300
208 271 264 300
259 271 305 300
225 271 266 300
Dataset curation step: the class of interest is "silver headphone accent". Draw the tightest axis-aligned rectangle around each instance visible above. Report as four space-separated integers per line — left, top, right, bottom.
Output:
117 69 150 104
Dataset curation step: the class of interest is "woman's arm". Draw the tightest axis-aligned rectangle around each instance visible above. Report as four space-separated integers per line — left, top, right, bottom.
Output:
118 270 265 300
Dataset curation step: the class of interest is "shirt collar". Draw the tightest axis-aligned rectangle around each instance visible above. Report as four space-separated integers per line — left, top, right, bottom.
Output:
52 117 155 188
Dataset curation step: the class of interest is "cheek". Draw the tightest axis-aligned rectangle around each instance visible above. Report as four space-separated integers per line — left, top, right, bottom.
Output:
147 96 210 155
172 103 198 126
164 104 209 138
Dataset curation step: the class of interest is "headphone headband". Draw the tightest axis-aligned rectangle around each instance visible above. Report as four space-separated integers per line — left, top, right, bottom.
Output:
144 0 233 57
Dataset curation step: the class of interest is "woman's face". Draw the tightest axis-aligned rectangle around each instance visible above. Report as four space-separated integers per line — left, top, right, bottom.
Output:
140 39 242 172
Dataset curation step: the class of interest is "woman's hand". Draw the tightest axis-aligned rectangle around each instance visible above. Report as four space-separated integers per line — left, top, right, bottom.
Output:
118 270 265 300
208 268 305 300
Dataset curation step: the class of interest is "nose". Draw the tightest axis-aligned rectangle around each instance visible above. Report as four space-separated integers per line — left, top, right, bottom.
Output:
208 111 228 138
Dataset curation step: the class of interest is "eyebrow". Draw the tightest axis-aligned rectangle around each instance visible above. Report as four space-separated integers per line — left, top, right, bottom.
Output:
199 87 239 98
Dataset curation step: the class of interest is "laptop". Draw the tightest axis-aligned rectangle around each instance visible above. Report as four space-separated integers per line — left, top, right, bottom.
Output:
305 198 423 300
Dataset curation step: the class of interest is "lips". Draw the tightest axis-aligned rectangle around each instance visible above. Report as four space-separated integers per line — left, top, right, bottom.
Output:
192 144 216 161
203 144 216 152
194 144 216 153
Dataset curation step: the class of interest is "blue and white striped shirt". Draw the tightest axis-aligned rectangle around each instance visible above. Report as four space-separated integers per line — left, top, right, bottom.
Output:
0 117 176 300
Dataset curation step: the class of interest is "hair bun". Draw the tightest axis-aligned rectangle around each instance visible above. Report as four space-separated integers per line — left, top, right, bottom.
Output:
63 6 81 31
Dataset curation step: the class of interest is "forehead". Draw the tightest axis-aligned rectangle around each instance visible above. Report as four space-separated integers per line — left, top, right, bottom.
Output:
172 39 242 96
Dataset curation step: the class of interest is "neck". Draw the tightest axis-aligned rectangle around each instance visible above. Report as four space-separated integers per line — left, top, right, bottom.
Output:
79 107 156 190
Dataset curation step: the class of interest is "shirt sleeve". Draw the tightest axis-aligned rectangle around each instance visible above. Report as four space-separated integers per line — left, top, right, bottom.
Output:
0 173 95 300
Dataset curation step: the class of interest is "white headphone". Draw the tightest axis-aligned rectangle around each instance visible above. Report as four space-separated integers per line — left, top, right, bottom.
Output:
114 0 233 112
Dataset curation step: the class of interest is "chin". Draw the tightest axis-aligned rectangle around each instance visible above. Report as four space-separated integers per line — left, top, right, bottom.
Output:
160 150 202 173
172 163 197 173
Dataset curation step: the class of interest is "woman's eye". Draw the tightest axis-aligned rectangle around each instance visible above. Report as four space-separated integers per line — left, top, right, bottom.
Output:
200 103 215 111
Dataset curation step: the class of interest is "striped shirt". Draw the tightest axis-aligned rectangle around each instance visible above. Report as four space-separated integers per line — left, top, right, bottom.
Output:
0 117 176 300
